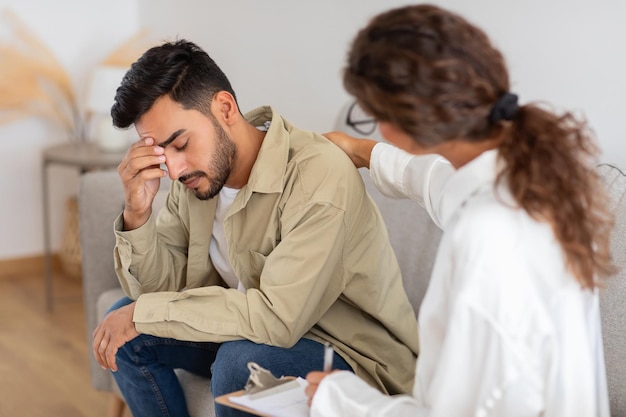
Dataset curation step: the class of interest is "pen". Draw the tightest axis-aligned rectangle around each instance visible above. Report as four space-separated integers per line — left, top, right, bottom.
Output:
323 342 334 373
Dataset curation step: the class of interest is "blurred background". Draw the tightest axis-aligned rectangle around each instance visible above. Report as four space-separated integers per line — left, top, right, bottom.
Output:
0 0 625 267
0 1 624 415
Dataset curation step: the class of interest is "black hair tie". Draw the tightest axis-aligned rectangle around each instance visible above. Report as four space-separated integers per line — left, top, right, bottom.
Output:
489 92 519 123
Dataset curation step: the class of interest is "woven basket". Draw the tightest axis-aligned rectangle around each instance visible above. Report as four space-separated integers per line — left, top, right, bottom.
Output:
59 196 82 280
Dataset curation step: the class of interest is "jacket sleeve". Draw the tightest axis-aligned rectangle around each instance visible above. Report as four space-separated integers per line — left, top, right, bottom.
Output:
369 143 453 228
311 371 428 417
132 200 350 346
113 183 194 300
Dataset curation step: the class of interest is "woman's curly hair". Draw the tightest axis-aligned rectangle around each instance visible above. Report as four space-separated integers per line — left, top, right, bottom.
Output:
345 4 614 288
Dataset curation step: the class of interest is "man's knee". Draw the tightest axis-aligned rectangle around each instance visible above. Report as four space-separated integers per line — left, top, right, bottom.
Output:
211 340 258 396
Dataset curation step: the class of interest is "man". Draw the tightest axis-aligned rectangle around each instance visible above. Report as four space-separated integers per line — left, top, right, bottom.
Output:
92 39 418 417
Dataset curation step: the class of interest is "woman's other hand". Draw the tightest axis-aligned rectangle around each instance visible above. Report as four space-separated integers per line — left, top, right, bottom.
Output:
305 371 333 406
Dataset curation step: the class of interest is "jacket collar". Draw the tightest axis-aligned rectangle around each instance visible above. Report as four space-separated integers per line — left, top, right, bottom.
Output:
229 106 289 214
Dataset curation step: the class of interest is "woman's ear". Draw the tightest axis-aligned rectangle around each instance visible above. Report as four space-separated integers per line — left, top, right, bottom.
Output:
212 91 239 126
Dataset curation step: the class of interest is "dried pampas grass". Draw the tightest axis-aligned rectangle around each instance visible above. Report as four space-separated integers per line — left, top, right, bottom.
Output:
0 8 156 140
0 9 81 138
101 29 155 68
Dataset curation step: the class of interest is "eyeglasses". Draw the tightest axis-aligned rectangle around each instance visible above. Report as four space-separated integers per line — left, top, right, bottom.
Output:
345 101 377 136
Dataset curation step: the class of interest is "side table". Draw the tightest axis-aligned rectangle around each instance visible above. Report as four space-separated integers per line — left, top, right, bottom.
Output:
42 142 125 311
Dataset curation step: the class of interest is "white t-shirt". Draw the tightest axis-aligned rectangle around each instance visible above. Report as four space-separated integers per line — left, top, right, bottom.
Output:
311 143 609 417
209 186 243 291
209 122 269 292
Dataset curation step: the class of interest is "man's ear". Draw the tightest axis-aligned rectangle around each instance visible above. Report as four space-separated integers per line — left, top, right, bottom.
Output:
212 91 239 126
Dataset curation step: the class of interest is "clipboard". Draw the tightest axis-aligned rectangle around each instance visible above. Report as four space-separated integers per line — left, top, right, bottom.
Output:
215 390 272 417
215 377 309 417
215 390 275 417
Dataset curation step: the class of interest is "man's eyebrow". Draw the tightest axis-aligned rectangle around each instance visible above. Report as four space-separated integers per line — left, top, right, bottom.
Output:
157 129 186 148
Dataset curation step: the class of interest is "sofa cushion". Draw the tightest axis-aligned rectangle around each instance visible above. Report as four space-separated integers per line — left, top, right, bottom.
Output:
177 370 215 417
358 168 441 316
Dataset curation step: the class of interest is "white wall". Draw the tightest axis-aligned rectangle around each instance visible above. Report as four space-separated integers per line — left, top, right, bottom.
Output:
138 0 626 161
0 0 139 260
2 0 625 260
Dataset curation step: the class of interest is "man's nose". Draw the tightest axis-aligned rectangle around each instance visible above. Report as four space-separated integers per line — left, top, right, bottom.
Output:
165 157 186 181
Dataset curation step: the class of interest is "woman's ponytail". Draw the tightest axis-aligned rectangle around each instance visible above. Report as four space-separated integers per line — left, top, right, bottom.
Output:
497 104 615 288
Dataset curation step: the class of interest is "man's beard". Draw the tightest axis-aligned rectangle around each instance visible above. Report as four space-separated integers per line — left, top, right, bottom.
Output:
179 119 237 200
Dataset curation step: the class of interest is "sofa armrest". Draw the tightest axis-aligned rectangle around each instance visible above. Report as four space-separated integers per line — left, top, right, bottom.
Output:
79 169 126 390
597 163 626 415
79 169 173 390
79 169 171 390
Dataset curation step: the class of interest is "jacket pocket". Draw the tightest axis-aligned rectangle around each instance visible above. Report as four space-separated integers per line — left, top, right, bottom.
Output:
245 250 267 288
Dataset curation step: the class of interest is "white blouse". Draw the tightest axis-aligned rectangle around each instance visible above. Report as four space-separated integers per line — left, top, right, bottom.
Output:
311 143 609 417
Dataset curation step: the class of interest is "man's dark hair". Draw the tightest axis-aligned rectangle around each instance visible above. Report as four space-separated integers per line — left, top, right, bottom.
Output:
111 39 237 128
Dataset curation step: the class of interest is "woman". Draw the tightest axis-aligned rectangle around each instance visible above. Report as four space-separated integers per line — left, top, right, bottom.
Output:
306 4 614 417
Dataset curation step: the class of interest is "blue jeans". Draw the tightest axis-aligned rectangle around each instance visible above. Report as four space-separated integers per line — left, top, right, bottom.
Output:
108 297 353 417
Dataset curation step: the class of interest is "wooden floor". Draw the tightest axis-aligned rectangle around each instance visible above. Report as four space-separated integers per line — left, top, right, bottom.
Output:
0 271 126 417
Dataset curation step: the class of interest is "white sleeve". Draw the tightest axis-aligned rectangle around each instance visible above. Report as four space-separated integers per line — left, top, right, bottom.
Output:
310 371 428 417
369 143 453 228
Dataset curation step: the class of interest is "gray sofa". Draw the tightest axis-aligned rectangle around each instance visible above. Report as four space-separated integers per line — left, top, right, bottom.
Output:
79 164 626 416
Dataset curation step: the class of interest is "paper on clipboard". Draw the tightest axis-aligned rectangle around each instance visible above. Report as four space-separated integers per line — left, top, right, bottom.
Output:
215 377 309 417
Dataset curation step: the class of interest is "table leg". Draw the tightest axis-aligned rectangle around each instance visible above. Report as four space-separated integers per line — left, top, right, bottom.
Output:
42 160 54 312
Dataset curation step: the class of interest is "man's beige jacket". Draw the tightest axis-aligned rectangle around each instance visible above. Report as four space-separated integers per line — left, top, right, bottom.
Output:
113 106 419 395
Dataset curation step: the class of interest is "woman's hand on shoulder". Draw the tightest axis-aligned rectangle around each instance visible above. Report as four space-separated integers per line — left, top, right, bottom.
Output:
323 131 377 169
